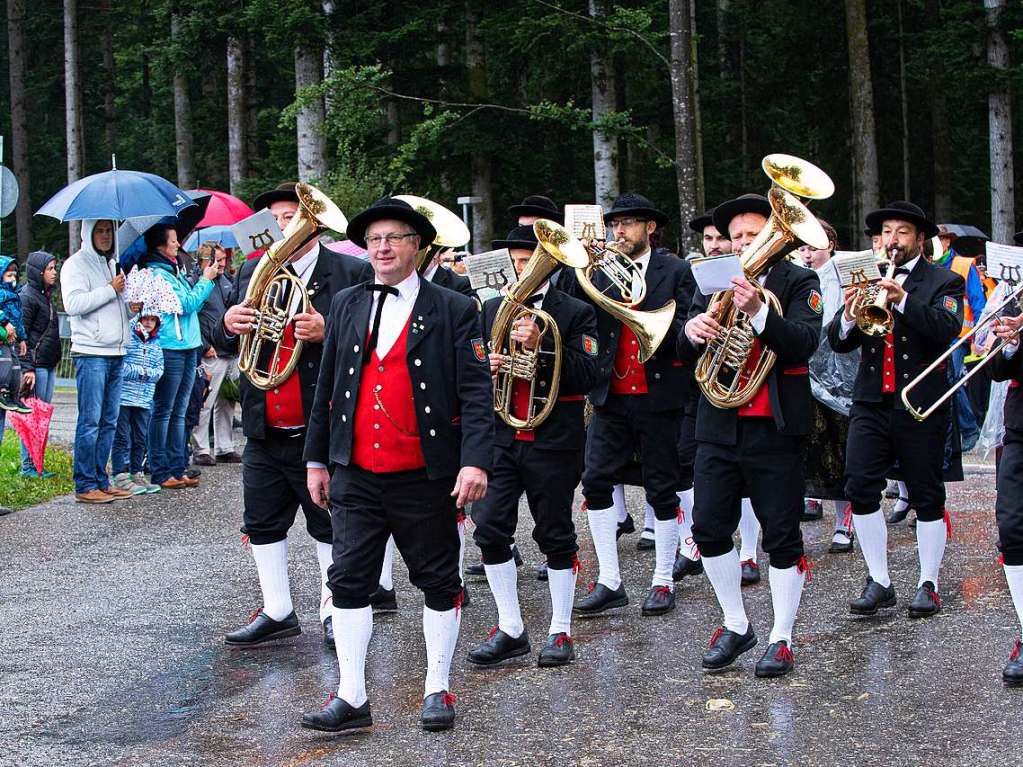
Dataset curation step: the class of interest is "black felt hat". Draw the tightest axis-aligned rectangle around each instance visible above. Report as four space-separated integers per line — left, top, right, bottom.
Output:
492 225 538 251
711 194 772 238
508 195 562 223
864 201 939 239
252 182 300 212
346 197 437 250
603 193 669 228
1014 231 1023 247
688 209 715 234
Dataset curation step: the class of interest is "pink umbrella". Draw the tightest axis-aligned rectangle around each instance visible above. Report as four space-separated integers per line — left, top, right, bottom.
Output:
8 398 55 475
326 239 368 259
189 189 253 227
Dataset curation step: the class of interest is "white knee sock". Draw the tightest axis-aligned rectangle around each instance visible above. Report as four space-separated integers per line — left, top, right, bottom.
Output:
642 501 656 535
768 565 806 645
702 549 748 634
484 560 523 638
587 505 621 590
651 516 679 589
251 540 293 621
894 481 910 512
334 605 373 707
423 606 460 697
378 535 395 591
854 510 890 587
316 541 333 622
738 498 759 563
834 500 853 535
916 518 947 589
1003 564 1023 640
547 566 576 636
677 488 697 560
612 485 627 524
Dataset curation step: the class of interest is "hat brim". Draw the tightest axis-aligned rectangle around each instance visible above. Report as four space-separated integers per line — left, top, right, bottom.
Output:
712 197 772 237
688 214 713 234
1014 231 1023 247
492 239 537 251
603 207 669 228
508 205 563 223
865 208 939 239
346 204 437 250
252 189 300 212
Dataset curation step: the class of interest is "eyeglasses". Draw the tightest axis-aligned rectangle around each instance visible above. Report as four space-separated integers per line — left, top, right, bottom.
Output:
365 232 417 247
611 217 648 229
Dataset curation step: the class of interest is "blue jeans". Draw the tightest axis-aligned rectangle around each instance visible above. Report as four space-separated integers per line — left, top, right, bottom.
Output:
20 367 56 474
112 405 152 475
148 348 198 484
73 355 124 493
951 344 980 451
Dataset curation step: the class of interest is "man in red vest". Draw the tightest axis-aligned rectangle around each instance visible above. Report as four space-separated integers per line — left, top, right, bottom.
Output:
218 182 372 651
301 198 493 734
681 193 822 678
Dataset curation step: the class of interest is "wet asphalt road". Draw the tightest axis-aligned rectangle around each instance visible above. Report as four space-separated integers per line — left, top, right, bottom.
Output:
1 454 1018 766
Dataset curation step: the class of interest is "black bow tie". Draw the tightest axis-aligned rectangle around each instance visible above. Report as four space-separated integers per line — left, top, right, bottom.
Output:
894 267 911 277
364 284 400 364
522 294 543 308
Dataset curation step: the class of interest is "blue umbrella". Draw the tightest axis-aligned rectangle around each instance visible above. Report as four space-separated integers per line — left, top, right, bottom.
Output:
183 225 239 252
36 169 196 222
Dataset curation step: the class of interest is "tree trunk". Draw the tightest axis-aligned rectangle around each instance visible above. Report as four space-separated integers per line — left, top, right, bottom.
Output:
845 0 880 247
465 0 492 250
64 0 84 252
927 0 952 221
226 36 247 196
295 45 327 182
589 0 619 208
691 0 705 214
668 0 698 247
897 0 910 200
171 14 194 189
6 0 32 259
100 0 116 157
986 0 1015 242
716 0 731 74
244 34 259 165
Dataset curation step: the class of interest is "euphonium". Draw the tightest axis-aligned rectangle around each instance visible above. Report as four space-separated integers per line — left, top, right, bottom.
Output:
393 194 470 273
491 219 590 429
695 154 834 409
237 182 347 391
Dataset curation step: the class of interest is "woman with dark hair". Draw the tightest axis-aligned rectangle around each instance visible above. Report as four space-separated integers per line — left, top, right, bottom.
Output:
19 251 61 477
141 223 218 489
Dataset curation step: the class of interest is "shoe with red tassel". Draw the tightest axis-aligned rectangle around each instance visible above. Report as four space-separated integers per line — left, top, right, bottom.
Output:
754 640 795 678
1003 640 1023 687
420 691 457 731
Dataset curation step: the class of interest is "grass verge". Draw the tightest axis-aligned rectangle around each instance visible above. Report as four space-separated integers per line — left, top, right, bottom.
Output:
0 428 74 510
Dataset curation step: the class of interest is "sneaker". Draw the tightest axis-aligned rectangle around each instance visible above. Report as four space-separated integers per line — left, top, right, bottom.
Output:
20 468 55 478
132 472 161 494
11 397 32 414
0 389 18 411
114 472 147 496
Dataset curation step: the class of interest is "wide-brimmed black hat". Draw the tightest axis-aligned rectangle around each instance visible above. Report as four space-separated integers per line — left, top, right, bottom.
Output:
864 201 939 239
688 209 715 234
603 193 669 228
863 225 881 237
508 195 562 223
712 194 772 237
492 225 538 251
346 197 437 250
1014 231 1023 247
252 182 300 212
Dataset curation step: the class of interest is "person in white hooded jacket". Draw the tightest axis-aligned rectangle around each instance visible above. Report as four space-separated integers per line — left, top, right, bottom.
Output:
60 219 136 504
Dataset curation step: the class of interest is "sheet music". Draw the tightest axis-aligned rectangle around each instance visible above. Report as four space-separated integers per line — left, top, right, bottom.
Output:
564 204 606 241
689 254 745 295
463 248 519 293
831 250 882 287
231 210 284 254
986 242 1023 283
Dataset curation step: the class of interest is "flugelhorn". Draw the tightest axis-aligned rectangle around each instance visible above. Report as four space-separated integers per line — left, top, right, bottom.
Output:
852 252 896 336
393 194 470 274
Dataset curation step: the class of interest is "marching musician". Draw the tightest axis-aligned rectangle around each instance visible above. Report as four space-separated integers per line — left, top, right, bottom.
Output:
301 197 493 733
509 194 563 226
219 181 372 650
566 193 694 618
466 225 599 668
828 201 963 619
422 249 474 298
681 193 822 678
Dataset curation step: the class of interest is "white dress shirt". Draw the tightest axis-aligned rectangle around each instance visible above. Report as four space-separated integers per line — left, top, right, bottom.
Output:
839 255 919 338
423 263 439 282
369 269 420 358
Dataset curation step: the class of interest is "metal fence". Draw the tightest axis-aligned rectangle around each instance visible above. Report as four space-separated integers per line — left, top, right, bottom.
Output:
56 312 74 385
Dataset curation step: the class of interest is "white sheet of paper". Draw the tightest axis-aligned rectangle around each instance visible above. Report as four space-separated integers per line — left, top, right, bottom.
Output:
986 241 1023 283
464 248 519 292
832 249 882 287
564 204 606 241
690 254 745 295
231 210 284 254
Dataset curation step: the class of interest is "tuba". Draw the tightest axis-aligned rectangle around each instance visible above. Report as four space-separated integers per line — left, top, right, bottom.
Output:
393 194 470 274
694 154 834 409
237 182 347 391
491 220 590 429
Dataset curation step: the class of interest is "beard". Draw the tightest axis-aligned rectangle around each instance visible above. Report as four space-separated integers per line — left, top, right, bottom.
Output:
616 234 649 258
890 242 919 265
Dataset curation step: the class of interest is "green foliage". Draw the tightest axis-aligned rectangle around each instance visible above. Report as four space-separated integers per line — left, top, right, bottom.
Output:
0 429 74 510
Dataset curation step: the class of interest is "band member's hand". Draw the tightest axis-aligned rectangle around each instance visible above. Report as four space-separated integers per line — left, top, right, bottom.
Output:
993 315 1023 341
843 287 860 321
451 466 488 508
307 467 331 509
730 276 762 315
510 317 540 350
488 352 507 377
110 273 125 293
685 302 722 345
878 278 906 307
294 307 325 343
225 304 259 336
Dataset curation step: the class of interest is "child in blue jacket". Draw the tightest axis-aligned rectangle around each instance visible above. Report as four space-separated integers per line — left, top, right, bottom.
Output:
0 257 31 413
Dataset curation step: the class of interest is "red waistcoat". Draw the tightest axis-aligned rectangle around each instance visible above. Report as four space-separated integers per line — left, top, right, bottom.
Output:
265 323 306 429
610 326 648 395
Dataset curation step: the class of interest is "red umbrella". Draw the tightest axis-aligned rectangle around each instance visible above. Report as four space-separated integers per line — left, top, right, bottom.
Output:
8 398 55 475
189 189 254 227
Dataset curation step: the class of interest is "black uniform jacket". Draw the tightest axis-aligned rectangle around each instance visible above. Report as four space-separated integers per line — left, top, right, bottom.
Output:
678 259 822 444
430 265 474 299
482 285 599 453
304 276 494 479
826 257 963 413
987 346 1023 432
213 244 373 440
563 247 696 412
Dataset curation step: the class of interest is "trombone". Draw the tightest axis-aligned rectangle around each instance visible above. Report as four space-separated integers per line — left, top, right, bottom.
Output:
901 280 1023 421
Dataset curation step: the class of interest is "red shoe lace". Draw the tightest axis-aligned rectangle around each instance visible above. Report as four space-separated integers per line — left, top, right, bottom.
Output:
486 626 498 640
676 505 684 524
653 585 671 596
999 553 1006 567
580 500 587 513
708 627 724 648
796 555 814 583
587 581 597 594
456 509 466 526
247 607 263 624
553 634 572 647
775 643 795 664
454 589 465 617
571 554 582 575
742 559 758 571
929 589 942 608
240 534 251 551
943 509 953 539
320 692 336 710
1011 639 1021 662
441 692 458 707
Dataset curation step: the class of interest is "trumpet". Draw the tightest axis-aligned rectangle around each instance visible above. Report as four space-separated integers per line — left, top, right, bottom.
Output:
851 253 896 336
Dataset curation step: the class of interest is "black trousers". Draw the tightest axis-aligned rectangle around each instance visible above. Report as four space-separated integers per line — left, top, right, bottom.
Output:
691 418 805 568
242 430 332 545
328 465 461 611
472 442 579 570
997 428 1023 566
582 394 682 519
677 412 697 491
844 401 948 522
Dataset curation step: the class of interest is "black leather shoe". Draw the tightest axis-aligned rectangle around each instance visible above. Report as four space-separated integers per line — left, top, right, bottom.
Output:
849 577 896 615
754 640 795 678
512 544 523 566
908 581 941 618
741 559 761 586
535 562 548 581
301 695 372 732
574 582 628 615
673 553 703 581
538 632 575 667
801 499 823 521
616 513 635 539
887 499 911 524
702 625 757 670
1004 640 1023 687
829 530 854 554
370 586 397 613
464 560 485 578
322 616 335 648
420 691 456 731
467 627 531 665
636 530 655 551
640 585 676 616
225 608 301 647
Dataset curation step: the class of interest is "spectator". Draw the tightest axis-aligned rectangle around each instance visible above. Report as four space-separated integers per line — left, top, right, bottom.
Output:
0 257 30 414
141 223 217 489
111 309 164 495
192 242 241 465
61 219 135 504
18 251 61 477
